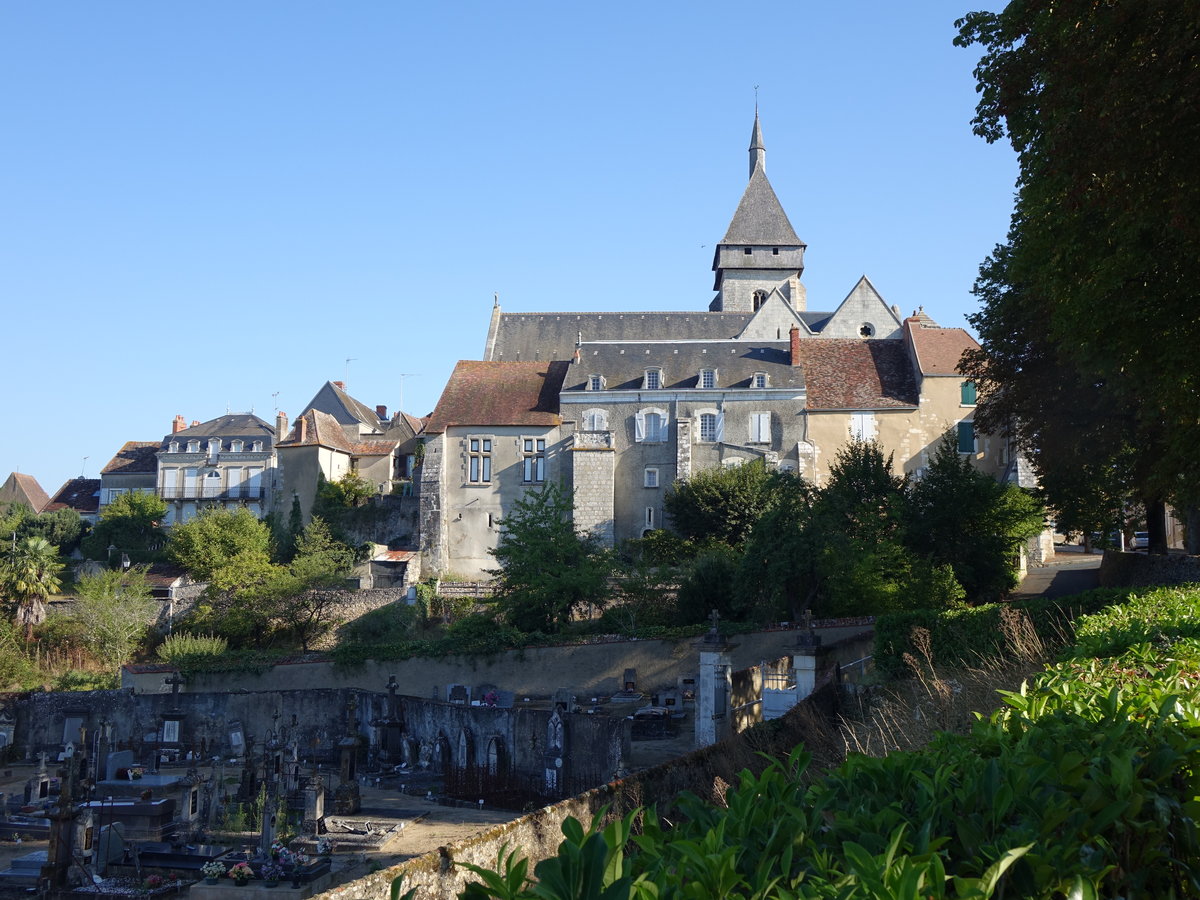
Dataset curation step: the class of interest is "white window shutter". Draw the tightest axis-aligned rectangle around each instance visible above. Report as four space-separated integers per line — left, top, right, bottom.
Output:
634 411 646 442
715 414 725 442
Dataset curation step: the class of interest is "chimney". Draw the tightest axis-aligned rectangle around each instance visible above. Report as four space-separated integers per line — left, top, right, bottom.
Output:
299 416 308 443
276 411 288 441
376 405 387 420
790 325 801 367
333 380 346 391
172 414 186 434
191 420 200 427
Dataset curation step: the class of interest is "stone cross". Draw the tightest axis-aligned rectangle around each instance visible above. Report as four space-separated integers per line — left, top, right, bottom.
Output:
164 672 185 697
708 609 721 633
801 609 813 632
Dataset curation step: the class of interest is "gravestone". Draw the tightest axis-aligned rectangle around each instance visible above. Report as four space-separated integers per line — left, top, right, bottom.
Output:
447 684 469 705
104 750 135 782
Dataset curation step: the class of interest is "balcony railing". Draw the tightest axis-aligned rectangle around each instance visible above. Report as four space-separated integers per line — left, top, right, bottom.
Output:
160 487 264 500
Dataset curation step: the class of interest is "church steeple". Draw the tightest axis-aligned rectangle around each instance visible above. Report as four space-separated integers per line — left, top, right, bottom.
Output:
749 109 766 178
709 112 807 312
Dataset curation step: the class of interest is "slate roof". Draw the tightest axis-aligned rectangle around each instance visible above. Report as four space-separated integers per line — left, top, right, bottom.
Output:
301 381 385 431
160 414 276 448
906 321 980 376
101 441 160 475
793 340 919 409
719 166 803 246
0 472 51 512
425 361 568 433
488 311 753 362
45 478 101 514
563 342 807 392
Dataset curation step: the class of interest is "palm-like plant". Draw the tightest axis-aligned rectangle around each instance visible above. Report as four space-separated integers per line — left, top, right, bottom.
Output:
3 537 63 641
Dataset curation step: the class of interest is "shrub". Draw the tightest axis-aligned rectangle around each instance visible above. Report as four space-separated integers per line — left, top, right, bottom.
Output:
156 632 229 664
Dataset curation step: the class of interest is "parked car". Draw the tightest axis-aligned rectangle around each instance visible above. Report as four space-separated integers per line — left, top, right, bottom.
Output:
1131 531 1150 550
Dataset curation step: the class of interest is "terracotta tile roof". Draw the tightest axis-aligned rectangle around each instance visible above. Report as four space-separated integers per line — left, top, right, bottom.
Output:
905 320 980 375
425 361 568 433
0 472 51 512
277 410 354 451
45 478 101 514
347 440 394 457
794 340 919 409
101 441 160 475
373 549 416 562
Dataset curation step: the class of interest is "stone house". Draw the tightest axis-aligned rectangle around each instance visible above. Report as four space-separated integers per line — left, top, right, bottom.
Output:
155 413 282 526
97 441 160 511
276 380 424 525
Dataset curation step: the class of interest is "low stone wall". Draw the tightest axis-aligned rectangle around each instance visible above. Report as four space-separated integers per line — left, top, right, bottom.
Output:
121 623 875 699
1099 550 1200 588
313 670 843 900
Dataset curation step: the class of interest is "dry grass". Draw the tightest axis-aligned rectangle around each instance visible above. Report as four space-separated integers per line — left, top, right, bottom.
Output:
837 606 1050 758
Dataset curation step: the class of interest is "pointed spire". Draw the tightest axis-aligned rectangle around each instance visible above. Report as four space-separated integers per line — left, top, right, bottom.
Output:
749 109 766 178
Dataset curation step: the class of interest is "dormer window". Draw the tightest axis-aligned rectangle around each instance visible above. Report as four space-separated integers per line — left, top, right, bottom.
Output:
643 368 662 390
251 440 264 452
699 369 716 390
186 440 201 453
588 374 604 391
753 372 768 389
230 440 244 452
207 439 221 457
168 441 180 453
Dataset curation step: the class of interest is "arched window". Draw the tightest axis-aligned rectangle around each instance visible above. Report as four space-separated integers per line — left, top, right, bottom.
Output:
752 290 769 311
635 408 667 442
698 411 723 443
582 409 608 431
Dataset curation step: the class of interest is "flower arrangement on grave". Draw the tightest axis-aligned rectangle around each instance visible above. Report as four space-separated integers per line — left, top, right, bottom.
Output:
315 837 332 856
261 862 285 884
127 766 145 781
200 861 226 881
483 690 499 707
269 839 286 860
142 875 164 891
227 862 255 884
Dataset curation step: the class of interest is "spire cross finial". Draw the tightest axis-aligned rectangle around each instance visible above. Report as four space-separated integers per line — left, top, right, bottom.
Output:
754 84 759 112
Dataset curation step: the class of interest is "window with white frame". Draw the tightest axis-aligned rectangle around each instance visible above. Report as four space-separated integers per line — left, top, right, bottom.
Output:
468 437 492 483
699 369 716 389
699 412 722 442
202 471 222 497
643 368 662 390
753 372 768 389
582 409 608 431
207 439 220 458
168 441 180 453
251 440 263 452
749 412 771 443
230 440 244 452
635 409 667 442
522 437 546 483
644 467 659 488
850 412 877 441
588 374 604 391
186 440 200 453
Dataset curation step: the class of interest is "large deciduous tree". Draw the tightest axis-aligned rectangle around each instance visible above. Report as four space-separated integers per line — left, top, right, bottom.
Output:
664 458 776 550
72 566 156 670
167 508 273 582
81 492 168 564
956 0 1200 552
488 482 611 634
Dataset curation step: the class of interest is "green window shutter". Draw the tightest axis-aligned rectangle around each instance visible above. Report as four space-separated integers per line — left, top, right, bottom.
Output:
957 421 975 453
961 380 977 405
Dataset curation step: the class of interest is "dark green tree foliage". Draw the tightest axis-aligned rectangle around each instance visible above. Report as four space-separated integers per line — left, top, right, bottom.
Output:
17 507 85 555
81 492 168 564
956 0 1200 551
907 434 1045 602
289 516 355 586
675 544 743 625
664 458 775 549
488 482 611 634
167 508 273 582
738 471 818 621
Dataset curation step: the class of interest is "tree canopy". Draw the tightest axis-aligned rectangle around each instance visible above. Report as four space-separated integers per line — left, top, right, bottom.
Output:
81 492 168 564
71 566 156 670
664 458 776 549
167 507 273 582
488 482 612 634
956 0 1200 550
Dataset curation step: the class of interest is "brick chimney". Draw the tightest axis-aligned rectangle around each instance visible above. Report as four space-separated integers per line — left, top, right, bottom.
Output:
276 411 288 441
171 414 187 434
333 381 346 391
299 416 308 443
790 325 801 367
376 405 387 420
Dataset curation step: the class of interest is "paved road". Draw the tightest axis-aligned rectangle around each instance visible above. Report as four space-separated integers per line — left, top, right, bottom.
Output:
1010 547 1102 600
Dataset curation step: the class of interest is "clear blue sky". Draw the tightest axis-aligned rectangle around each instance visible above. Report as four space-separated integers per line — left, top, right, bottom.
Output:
1 1 1015 497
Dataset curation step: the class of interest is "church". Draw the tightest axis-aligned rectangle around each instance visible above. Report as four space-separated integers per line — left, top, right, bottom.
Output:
419 116 1000 578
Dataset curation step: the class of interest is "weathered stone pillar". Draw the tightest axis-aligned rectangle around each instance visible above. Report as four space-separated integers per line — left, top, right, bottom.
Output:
570 432 616 547
694 612 737 748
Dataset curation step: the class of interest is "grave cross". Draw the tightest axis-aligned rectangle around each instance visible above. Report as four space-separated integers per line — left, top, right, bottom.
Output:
164 672 185 696
708 609 721 633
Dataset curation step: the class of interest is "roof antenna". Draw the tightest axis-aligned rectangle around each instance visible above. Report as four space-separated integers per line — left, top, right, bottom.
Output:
80 456 88 478
272 391 280 413
396 374 419 414
344 358 357 385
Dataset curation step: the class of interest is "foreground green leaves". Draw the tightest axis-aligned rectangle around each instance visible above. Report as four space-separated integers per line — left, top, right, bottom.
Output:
450 586 1200 898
